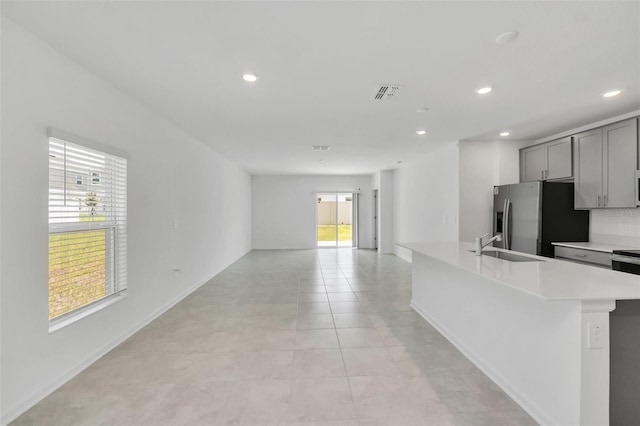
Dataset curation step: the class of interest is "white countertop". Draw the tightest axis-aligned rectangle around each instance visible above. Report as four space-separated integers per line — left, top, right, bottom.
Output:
399 242 640 301
551 241 640 253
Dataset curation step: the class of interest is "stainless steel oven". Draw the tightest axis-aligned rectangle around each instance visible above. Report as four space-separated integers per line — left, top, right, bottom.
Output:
612 249 640 275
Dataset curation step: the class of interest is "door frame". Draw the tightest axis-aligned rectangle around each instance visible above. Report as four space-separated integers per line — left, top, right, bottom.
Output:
372 189 378 250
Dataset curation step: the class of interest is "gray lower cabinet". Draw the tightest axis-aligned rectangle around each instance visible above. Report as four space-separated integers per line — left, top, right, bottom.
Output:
520 136 572 182
574 118 638 209
554 246 612 268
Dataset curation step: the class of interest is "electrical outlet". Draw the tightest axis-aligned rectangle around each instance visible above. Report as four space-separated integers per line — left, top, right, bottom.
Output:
588 322 605 349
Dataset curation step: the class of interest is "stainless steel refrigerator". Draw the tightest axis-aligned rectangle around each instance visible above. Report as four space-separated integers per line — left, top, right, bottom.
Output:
493 181 589 257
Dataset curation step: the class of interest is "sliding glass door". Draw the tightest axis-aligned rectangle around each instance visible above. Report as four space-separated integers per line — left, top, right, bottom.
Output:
317 193 355 247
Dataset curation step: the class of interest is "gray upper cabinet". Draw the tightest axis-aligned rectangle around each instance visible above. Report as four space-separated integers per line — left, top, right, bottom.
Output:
574 129 604 208
520 137 573 182
603 119 638 207
546 137 573 180
574 118 638 209
521 145 546 182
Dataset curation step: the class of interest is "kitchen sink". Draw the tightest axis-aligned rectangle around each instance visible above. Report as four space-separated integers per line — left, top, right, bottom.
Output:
468 250 544 262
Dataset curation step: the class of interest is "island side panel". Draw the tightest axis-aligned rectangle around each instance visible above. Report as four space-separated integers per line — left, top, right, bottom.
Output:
410 252 582 426
580 300 615 426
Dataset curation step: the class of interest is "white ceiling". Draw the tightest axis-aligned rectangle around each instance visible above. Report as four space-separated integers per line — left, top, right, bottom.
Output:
2 1 639 175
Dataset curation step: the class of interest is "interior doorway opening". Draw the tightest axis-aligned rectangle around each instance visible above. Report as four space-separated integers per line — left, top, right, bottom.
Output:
372 189 378 250
317 193 356 247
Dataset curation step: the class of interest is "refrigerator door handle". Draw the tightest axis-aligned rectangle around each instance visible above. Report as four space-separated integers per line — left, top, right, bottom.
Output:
502 199 508 249
504 199 511 250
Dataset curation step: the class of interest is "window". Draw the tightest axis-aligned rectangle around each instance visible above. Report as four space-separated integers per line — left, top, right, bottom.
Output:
48 129 127 330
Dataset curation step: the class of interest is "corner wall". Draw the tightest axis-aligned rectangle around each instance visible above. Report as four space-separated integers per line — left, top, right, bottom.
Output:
251 175 373 249
392 142 460 261
378 170 395 254
458 140 529 243
0 17 252 423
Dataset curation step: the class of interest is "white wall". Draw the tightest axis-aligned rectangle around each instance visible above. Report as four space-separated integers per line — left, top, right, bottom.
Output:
251 175 373 249
378 170 395 255
590 210 640 246
458 139 529 243
0 17 252 423
392 142 460 261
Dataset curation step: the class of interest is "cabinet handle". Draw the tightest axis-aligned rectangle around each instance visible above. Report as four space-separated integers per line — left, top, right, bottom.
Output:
597 195 601 206
540 170 544 180
574 254 588 258
603 194 607 207
545 170 548 179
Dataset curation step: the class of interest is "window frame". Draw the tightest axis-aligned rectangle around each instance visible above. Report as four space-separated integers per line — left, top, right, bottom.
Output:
47 128 129 332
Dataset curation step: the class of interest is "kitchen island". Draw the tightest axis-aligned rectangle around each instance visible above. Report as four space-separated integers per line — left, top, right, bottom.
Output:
399 242 640 426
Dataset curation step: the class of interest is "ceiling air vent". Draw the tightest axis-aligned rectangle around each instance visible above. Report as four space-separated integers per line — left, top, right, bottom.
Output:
312 145 331 151
374 84 403 101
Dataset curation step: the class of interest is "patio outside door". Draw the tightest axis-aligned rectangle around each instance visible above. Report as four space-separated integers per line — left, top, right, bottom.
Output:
317 193 354 247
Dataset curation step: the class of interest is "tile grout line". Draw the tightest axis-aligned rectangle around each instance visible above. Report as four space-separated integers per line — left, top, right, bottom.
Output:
320 251 358 418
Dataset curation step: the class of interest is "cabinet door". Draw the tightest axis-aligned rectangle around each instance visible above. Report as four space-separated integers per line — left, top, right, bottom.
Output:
546 137 572 180
574 128 603 209
521 145 546 182
603 119 638 208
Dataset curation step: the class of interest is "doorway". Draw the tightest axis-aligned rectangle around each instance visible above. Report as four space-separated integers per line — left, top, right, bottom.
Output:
372 189 378 250
317 193 355 247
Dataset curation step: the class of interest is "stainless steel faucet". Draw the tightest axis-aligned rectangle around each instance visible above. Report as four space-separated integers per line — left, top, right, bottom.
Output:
475 232 503 256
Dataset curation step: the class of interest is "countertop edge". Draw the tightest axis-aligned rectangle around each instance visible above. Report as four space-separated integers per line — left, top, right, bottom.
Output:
398 242 640 302
399 242 554 301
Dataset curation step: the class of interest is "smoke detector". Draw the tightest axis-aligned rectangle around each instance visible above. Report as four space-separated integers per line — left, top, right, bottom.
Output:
312 145 331 151
374 84 403 101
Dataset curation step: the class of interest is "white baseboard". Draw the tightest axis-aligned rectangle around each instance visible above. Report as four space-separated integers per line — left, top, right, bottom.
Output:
393 244 412 263
1 249 250 426
410 301 551 426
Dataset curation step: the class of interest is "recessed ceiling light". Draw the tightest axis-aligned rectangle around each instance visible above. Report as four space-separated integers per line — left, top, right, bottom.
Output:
416 107 430 113
602 90 621 98
476 87 492 95
416 130 427 135
242 73 258 82
496 31 519 45
500 131 511 137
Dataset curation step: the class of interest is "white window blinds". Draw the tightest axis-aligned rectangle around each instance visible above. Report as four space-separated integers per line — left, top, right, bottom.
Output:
48 130 127 322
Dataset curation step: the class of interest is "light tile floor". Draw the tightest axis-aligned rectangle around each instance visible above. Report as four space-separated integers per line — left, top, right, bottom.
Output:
13 249 538 426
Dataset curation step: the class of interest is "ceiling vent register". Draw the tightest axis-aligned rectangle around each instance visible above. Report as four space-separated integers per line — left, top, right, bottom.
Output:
374 84 403 101
312 145 331 151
